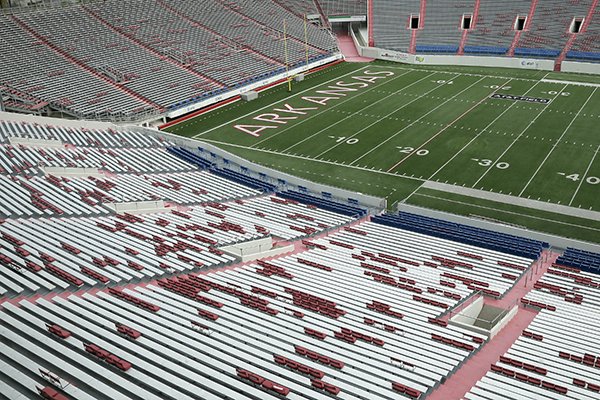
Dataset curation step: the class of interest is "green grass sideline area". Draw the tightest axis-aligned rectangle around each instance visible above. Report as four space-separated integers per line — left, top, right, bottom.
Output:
165 60 600 244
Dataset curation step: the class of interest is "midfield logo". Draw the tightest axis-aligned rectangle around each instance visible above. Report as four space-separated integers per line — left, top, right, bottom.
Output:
490 94 551 104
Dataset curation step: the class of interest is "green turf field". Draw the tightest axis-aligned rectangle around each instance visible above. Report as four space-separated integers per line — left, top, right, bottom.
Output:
165 60 600 243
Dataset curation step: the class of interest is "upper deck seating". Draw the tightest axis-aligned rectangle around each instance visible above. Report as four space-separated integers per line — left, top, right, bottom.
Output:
0 0 338 122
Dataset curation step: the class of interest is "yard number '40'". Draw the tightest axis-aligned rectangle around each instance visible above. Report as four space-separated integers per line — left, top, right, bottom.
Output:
561 173 600 185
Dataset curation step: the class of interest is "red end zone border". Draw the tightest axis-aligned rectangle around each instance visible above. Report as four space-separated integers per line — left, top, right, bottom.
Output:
158 59 344 130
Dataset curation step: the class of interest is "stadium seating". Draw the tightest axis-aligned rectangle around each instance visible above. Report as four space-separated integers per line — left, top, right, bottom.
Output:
414 0 474 51
371 0 419 52
372 212 548 258
372 0 600 62
0 110 575 399
0 117 356 298
210 167 277 193
463 46 509 55
554 248 600 274
278 190 368 216
465 0 532 54
1 214 544 399
466 261 600 399
0 0 339 122
320 0 367 17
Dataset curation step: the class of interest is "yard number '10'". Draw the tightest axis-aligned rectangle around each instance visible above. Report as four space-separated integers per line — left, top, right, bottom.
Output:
333 136 359 145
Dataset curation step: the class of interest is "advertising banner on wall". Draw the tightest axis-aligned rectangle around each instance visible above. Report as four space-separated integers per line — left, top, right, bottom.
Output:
379 50 414 63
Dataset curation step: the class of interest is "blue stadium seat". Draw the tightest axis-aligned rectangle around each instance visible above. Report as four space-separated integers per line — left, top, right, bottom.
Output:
371 212 547 258
416 44 459 54
277 190 367 217
555 248 600 274
566 51 600 61
210 167 276 192
514 48 560 58
166 147 214 170
463 46 508 55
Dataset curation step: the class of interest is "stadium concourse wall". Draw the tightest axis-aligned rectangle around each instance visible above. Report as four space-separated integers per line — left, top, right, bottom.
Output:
152 127 388 210
398 203 600 254
561 61 600 75
349 26 557 71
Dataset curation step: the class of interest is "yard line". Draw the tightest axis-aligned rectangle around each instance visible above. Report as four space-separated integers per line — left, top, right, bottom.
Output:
257 69 419 150
387 78 514 172
351 76 486 167
569 144 600 206
199 138 426 181
471 84 569 188
191 64 370 138
312 72 456 158
376 64 542 82
428 78 545 180
518 87 598 197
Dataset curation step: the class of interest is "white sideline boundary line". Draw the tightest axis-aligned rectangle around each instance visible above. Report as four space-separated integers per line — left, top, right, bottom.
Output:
429 78 543 180
518 87 598 197
541 78 600 88
191 64 369 138
311 71 449 158
411 193 600 233
376 64 549 82
471 84 569 188
198 139 426 181
569 144 600 206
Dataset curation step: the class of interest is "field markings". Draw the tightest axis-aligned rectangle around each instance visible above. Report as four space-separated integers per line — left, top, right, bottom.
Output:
411 193 600 233
471 84 569 188
518 87 598 197
428 78 544 180
350 76 486 167
252 69 419 149
311 72 458 158
569 144 600 206
199 139 426 181
386 78 514 172
375 64 546 82
191 64 370 138
279 71 437 153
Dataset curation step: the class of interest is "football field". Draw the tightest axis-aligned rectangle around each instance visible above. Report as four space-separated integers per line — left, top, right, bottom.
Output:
166 61 600 243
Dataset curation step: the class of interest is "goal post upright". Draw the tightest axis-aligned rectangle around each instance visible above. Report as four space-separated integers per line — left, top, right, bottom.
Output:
283 19 292 92
304 14 309 67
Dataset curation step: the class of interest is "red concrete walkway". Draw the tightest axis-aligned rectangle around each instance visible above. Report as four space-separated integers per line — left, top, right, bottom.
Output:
427 250 559 400
336 33 374 62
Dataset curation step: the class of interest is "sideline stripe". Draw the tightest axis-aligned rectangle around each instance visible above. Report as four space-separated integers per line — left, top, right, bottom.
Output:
411 193 600 233
199 139 426 181
569 144 600 206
